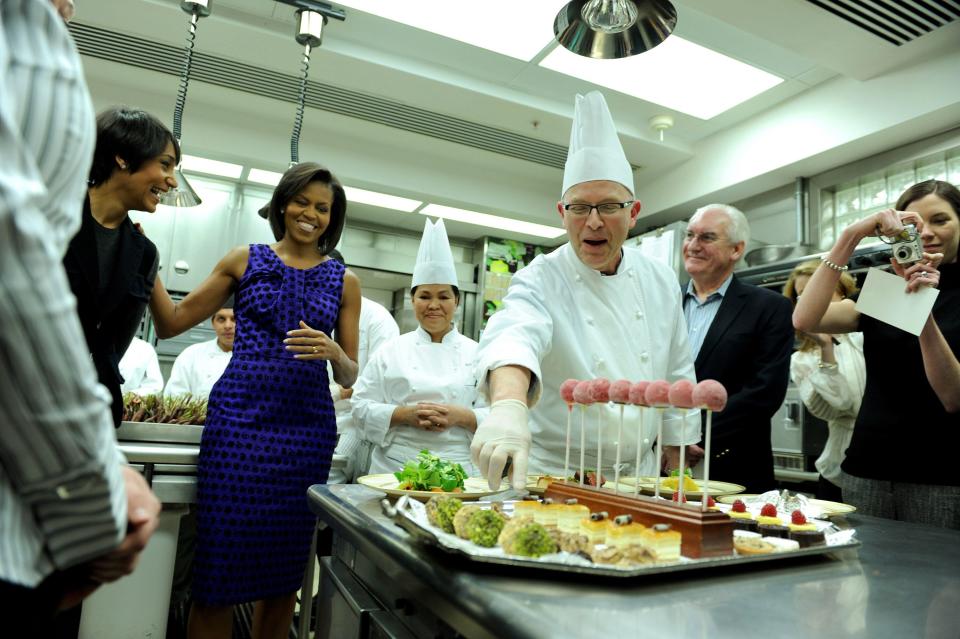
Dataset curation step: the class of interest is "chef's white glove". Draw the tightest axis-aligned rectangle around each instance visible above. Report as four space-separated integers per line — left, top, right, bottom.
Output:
471 399 531 491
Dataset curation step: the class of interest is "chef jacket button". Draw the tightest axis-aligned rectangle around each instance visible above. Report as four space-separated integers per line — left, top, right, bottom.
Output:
411 387 416 392
635 310 644 319
596 358 605 368
643 438 650 445
575 274 582 282
640 352 649 361
586 317 594 325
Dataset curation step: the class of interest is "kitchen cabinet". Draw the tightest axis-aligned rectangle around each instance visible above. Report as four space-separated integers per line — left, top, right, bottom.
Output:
233 185 277 246
130 176 240 293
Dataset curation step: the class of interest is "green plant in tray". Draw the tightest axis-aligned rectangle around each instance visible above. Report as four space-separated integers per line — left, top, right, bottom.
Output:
394 449 467 492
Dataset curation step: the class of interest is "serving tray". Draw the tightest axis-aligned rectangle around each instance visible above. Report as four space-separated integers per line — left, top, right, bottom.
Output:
382 496 860 578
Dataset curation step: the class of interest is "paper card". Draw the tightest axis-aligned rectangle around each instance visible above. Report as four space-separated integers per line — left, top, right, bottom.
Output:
855 267 939 336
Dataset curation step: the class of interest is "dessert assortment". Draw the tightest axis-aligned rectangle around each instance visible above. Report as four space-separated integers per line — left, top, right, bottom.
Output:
389 489 855 576
383 379 858 575
422 494 683 566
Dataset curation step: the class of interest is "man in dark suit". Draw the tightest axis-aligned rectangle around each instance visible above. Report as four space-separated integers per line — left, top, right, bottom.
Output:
681 204 794 493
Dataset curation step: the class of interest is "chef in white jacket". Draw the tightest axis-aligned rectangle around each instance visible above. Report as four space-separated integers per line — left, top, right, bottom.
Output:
352 218 488 475
164 303 234 399
119 336 164 396
472 91 700 490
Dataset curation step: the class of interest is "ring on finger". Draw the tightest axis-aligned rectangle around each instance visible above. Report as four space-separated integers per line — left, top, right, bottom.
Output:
312 345 319 353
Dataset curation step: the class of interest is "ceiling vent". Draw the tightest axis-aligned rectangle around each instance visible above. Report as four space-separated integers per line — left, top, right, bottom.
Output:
69 22 644 172
804 0 960 46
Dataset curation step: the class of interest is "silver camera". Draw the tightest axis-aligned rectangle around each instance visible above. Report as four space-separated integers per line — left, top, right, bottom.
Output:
891 223 923 264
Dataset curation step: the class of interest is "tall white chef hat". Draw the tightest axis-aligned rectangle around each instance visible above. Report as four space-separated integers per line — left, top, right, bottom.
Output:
412 218 459 288
561 91 634 198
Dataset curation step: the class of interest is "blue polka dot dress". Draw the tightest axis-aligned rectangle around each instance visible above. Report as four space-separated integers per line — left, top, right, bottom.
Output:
192 244 343 606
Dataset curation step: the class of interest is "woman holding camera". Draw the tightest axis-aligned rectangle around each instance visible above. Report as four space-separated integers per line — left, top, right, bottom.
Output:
784 261 865 503
793 179 960 529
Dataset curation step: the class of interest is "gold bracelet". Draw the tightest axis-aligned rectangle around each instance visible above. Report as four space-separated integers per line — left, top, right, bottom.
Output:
820 255 849 272
818 361 839 370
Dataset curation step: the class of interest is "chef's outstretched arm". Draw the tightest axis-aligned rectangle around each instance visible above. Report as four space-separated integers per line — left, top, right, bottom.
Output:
470 365 533 491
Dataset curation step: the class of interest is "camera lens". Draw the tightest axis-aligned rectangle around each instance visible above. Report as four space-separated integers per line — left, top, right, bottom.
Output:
896 247 909 260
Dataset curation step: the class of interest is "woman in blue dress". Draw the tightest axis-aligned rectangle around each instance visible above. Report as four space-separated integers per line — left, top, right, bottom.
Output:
149 162 360 639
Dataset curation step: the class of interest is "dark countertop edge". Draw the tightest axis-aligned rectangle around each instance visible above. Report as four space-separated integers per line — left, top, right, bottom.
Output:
308 485 513 639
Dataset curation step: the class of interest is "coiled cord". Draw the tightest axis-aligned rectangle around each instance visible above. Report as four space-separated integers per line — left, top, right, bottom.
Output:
289 43 312 166
172 12 200 141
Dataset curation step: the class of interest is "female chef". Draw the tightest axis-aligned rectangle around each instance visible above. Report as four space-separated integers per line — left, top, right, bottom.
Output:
352 218 488 475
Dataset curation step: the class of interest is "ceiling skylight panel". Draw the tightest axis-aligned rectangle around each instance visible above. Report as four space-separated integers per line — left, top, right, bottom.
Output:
421 204 566 239
540 35 783 119
333 0 566 60
344 186 422 212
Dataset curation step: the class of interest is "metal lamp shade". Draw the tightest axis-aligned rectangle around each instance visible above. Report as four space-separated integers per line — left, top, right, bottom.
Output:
554 0 678 59
159 167 202 207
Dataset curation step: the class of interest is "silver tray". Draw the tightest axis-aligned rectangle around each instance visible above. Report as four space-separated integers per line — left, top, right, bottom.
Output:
382 496 861 578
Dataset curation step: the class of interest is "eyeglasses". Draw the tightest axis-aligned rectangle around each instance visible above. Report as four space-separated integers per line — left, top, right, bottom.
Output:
562 201 634 216
684 230 726 245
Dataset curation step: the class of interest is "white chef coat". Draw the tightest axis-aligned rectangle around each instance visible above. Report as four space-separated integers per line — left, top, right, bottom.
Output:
164 338 232 400
329 296 400 421
790 332 865 485
327 296 400 483
352 325 489 476
477 243 701 477
119 337 164 396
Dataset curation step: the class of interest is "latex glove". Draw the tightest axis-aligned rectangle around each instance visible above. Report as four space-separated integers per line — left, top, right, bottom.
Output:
470 399 531 491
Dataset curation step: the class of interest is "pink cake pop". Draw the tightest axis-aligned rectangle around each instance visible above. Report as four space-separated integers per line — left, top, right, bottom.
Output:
560 379 579 405
588 378 611 403
668 379 696 409
572 380 593 404
628 381 650 405
608 379 631 404
692 379 728 411
644 380 671 407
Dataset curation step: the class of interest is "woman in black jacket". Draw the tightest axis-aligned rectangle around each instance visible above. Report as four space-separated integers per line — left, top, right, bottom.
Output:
63 106 180 426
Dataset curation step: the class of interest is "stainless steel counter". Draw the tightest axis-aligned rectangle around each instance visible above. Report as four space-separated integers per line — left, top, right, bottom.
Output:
308 484 960 639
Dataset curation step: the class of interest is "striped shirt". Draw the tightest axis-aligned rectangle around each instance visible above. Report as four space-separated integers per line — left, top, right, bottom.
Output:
682 273 733 360
0 0 126 587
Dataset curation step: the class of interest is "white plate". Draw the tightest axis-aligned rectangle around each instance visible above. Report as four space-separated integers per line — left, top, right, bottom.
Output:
717 494 857 517
619 476 746 497
357 473 507 502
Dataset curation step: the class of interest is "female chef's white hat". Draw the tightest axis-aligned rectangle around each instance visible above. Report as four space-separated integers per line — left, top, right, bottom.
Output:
412 217 459 288
561 91 634 198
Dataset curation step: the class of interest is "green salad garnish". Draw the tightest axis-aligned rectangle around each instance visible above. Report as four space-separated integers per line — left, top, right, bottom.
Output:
394 449 467 492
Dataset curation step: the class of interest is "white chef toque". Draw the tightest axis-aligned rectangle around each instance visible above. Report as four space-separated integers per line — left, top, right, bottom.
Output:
411 218 459 288
561 91 634 198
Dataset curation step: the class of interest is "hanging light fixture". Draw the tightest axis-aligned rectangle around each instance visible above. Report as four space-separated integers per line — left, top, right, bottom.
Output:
159 0 211 207
554 0 677 59
259 1 345 218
